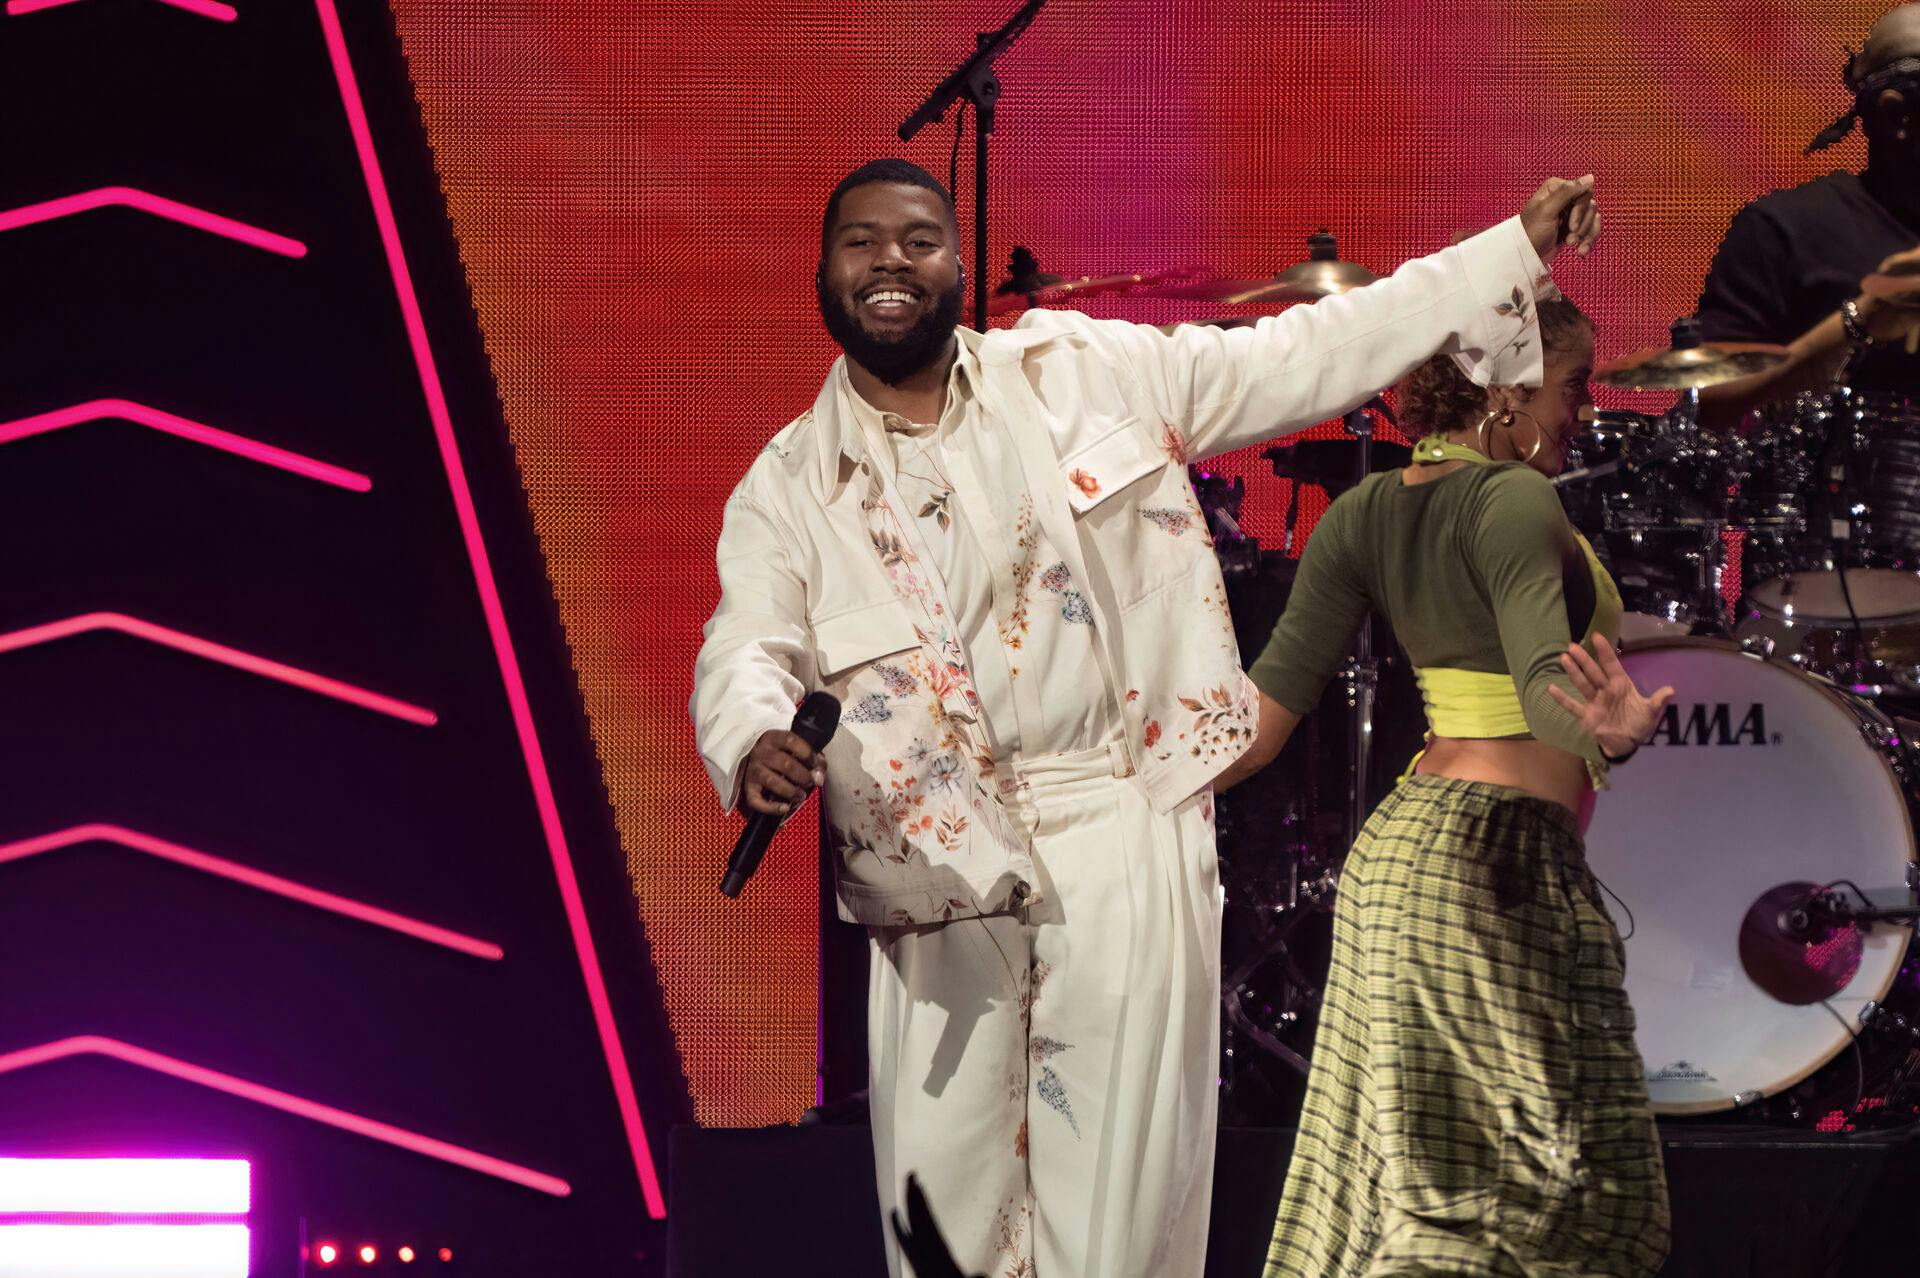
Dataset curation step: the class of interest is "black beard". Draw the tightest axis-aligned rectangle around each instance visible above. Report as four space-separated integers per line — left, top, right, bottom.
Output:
817 274 964 385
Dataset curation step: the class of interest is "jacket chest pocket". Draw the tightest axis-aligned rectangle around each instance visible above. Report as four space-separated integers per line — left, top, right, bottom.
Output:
810 600 924 728
1059 419 1208 607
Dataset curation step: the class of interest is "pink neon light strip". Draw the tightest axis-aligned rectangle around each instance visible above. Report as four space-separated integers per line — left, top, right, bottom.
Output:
6 0 238 19
0 825 501 960
314 0 666 1218
0 188 302 258
0 1224 249 1278
0 1038 569 1197
0 1158 249 1214
0 613 436 726
0 399 369 492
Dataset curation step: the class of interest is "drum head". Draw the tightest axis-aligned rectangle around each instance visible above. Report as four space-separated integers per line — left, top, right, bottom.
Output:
1586 639 1916 1113
1748 568 1920 624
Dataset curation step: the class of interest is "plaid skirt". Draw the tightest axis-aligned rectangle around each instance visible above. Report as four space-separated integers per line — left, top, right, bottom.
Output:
1265 775 1670 1278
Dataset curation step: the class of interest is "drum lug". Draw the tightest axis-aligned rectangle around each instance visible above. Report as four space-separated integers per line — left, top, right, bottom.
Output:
1740 633 1776 659
1861 720 1897 750
1733 1089 1764 1107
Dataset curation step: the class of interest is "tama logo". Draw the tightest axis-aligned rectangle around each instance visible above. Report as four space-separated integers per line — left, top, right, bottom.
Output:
1647 703 1776 747
1648 1060 1716 1083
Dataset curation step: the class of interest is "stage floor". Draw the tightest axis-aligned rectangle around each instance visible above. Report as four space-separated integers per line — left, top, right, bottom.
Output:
667 1121 1920 1277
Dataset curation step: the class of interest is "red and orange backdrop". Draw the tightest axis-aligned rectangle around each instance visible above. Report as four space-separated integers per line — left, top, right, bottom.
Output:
388 0 1877 1126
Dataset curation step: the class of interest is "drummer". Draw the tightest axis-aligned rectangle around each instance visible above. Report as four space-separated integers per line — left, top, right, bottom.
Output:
1697 5 1920 424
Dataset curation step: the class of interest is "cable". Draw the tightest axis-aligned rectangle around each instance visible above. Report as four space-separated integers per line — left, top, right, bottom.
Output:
1591 870 1635 941
1838 556 1867 674
1818 997 1867 1123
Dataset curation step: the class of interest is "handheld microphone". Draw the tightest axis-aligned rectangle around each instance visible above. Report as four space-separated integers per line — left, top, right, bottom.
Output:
719 692 841 899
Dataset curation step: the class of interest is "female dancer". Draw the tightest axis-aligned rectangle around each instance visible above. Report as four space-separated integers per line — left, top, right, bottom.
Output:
1226 295 1674 1277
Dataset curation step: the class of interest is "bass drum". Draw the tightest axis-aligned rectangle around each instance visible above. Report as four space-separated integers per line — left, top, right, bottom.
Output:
1584 638 1919 1115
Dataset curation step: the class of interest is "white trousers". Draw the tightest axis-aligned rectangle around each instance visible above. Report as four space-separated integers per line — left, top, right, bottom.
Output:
868 742 1223 1278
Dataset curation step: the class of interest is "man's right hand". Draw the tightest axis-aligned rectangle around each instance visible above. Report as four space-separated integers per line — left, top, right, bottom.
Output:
1520 174 1600 261
743 729 827 816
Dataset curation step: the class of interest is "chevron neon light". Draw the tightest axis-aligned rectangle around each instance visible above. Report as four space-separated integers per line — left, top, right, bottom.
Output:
0 1039 569 1196
0 400 370 492
0 613 436 725
0 188 302 258
0 1157 248 1213
0 826 502 960
0 1224 248 1276
7 0 238 18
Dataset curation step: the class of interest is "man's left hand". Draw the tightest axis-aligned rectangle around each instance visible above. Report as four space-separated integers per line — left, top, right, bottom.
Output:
1520 174 1600 261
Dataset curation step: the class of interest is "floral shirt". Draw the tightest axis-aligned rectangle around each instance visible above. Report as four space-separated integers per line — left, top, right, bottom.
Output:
842 350 1122 765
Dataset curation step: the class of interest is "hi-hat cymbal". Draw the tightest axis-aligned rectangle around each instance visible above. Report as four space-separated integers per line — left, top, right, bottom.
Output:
1153 231 1379 306
987 269 1182 316
1594 341 1792 390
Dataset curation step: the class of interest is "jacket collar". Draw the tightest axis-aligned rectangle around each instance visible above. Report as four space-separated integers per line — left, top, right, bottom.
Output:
809 324 1062 491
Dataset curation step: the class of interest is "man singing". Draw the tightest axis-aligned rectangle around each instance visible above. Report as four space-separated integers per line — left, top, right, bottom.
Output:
691 157 1597 1278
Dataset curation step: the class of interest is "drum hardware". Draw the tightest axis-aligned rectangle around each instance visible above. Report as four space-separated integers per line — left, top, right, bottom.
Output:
986 257 1188 317
1155 230 1378 306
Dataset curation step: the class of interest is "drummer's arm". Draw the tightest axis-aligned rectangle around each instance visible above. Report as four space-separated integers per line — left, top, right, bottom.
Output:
1699 244 1920 429
1224 502 1371 791
1699 309 1866 430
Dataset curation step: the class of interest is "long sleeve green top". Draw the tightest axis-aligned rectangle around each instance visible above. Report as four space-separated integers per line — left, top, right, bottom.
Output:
1247 459 1612 768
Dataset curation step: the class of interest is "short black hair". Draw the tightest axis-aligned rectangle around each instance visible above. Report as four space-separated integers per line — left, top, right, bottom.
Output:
819 159 957 256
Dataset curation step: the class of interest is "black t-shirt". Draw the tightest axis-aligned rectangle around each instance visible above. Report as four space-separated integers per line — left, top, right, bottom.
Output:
1695 171 1918 394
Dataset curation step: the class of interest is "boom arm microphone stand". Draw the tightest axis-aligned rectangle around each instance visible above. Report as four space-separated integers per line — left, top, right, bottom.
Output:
898 0 1048 329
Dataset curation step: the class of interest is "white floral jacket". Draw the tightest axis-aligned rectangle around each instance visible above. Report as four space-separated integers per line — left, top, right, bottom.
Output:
693 217 1550 925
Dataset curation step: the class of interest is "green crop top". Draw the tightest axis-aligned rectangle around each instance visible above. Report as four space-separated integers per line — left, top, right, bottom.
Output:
1248 436 1622 779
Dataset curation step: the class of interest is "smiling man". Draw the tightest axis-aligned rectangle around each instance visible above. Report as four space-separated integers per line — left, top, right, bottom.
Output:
692 157 1599 1278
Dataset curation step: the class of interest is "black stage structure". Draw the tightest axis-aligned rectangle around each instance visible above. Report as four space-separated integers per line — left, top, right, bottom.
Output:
0 2 687 1273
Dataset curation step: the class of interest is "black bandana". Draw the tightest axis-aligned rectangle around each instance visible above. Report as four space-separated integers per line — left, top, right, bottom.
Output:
1808 54 1920 154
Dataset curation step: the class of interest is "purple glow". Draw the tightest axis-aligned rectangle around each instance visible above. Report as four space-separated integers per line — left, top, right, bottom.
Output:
0 1224 249 1276
0 1158 248 1214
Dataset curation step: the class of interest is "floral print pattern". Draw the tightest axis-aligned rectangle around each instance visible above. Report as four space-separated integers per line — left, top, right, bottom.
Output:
1141 506 1196 537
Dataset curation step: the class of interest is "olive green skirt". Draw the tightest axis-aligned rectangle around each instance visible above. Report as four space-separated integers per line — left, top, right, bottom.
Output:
1266 775 1669 1277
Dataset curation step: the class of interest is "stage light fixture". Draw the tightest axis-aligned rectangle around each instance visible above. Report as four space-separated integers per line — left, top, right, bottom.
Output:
438 1247 453 1262
397 1245 417 1263
359 1243 377 1264
317 1241 340 1265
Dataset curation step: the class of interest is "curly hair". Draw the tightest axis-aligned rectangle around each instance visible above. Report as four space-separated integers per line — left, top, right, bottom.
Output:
1395 295 1593 439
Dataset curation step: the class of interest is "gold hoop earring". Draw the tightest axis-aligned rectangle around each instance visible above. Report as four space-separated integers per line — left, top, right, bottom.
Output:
1475 408 1508 456
1505 408 1546 463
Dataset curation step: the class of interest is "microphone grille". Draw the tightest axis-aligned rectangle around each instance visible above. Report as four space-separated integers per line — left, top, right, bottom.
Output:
793 691 842 749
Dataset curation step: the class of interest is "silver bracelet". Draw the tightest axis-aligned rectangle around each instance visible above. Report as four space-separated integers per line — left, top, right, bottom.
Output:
1841 298 1873 345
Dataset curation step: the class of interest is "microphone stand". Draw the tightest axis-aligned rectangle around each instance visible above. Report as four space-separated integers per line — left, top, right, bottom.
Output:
898 0 1049 329
1340 396 1394 849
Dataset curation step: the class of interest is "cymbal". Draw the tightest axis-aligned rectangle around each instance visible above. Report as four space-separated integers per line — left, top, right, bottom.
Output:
1594 341 1791 390
987 269 1181 316
1151 231 1379 306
